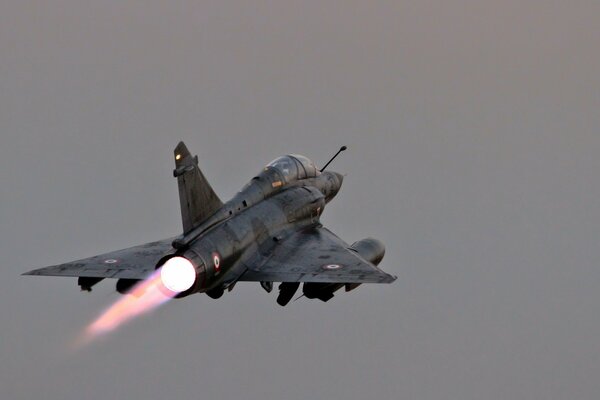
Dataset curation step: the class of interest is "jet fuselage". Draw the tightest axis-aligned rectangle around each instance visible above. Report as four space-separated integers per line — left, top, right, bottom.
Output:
171 171 343 298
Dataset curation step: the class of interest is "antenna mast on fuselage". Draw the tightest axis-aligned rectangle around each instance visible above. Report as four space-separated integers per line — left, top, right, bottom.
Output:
320 146 347 172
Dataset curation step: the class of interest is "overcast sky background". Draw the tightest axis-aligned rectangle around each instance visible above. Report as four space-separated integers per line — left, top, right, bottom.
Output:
1 1 599 399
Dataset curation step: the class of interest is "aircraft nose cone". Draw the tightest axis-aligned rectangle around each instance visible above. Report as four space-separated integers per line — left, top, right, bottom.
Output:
332 171 344 185
323 171 344 203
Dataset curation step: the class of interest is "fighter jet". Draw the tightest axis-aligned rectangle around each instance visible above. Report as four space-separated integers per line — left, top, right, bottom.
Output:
24 142 396 306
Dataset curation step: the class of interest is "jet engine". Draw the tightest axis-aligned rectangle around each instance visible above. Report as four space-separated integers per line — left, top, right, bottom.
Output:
153 252 207 298
159 257 197 293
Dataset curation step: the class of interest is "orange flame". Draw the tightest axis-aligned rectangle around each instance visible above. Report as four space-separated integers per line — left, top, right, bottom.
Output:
77 269 176 347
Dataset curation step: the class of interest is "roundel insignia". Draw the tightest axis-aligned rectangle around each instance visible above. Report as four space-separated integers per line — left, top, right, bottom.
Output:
212 253 221 272
323 264 342 270
104 259 118 264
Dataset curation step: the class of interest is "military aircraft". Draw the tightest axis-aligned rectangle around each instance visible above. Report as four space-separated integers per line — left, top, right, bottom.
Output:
24 142 396 306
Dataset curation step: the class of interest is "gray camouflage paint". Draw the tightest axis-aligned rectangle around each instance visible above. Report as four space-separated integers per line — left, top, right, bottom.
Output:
24 142 395 305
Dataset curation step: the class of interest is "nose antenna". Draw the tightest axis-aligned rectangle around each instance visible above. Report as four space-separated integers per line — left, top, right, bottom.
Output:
320 146 347 172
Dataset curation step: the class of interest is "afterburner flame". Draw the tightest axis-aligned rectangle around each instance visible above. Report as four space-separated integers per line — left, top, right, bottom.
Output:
78 262 194 347
160 257 196 293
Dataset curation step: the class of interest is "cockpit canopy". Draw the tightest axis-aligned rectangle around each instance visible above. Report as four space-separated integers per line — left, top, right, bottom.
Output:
266 154 320 182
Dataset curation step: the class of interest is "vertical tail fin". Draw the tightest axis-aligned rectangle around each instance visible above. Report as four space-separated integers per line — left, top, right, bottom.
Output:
173 141 223 233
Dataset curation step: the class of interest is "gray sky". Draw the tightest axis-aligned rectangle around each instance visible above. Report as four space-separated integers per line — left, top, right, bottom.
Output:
1 1 599 399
